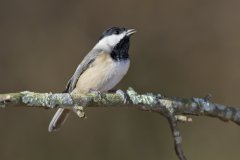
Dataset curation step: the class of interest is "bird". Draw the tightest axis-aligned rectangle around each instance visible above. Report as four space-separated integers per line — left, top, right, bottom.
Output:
48 27 136 132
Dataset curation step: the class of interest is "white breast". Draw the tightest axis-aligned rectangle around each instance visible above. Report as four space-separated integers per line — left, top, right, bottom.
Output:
101 59 130 91
73 53 130 94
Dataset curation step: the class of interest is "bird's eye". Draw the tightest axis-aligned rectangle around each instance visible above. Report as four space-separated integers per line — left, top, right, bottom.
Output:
115 30 120 34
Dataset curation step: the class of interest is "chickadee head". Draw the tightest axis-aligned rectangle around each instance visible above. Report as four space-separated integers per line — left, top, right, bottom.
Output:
94 27 136 52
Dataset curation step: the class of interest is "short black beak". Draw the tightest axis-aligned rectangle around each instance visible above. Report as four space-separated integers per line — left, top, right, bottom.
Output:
126 29 137 36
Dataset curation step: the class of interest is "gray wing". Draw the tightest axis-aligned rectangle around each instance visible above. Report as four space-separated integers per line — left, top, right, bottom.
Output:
65 49 101 92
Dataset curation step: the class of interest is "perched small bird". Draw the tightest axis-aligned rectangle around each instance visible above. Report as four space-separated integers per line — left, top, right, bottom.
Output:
48 27 136 132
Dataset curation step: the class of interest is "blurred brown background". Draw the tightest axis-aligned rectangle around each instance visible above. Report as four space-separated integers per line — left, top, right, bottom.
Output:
1 0 240 160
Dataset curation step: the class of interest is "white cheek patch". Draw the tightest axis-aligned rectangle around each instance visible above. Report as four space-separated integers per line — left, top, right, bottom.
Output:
94 32 126 52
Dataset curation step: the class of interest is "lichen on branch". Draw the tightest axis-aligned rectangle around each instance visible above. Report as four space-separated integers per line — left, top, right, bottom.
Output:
1 87 240 160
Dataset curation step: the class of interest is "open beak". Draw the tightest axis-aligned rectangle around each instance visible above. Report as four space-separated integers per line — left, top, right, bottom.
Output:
126 29 137 36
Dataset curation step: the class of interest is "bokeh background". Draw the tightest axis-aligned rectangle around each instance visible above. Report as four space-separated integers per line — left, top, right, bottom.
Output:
1 0 240 160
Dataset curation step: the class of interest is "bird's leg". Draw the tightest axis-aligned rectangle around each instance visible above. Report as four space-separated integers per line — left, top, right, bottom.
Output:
89 88 102 96
107 89 116 93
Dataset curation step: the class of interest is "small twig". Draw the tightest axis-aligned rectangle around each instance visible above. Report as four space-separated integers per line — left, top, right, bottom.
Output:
166 113 187 160
175 115 192 122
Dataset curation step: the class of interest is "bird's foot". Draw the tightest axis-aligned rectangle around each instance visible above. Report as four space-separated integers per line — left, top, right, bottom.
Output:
116 89 127 103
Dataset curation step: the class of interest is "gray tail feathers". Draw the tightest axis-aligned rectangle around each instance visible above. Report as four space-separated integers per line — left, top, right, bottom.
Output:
48 108 70 132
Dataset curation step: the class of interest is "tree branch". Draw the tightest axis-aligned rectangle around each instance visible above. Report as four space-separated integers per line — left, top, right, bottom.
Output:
0 87 240 160
166 112 187 160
